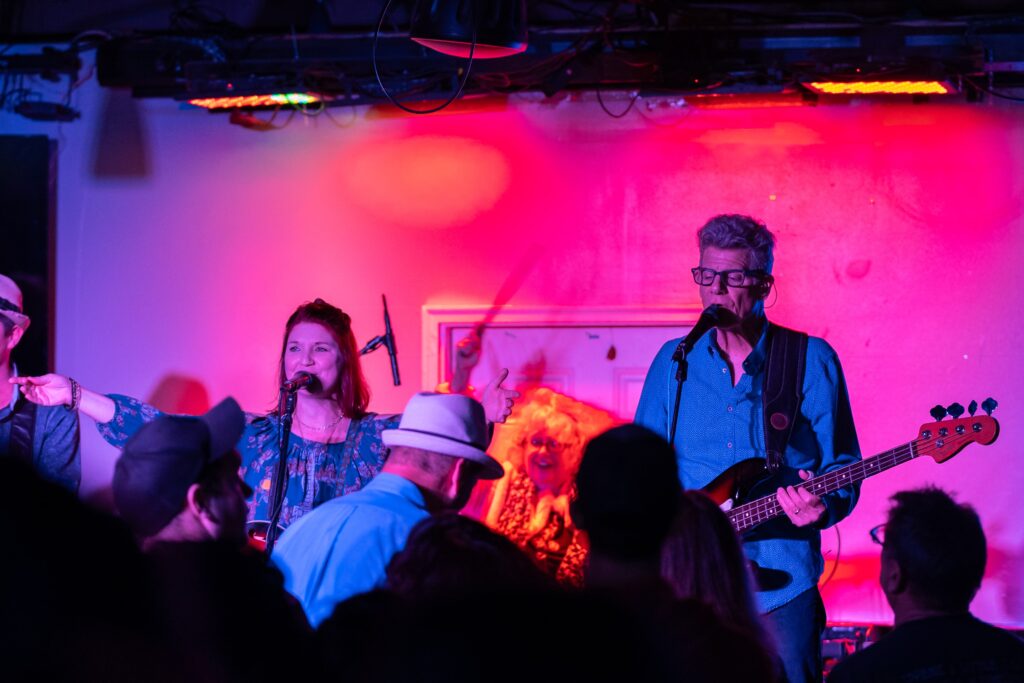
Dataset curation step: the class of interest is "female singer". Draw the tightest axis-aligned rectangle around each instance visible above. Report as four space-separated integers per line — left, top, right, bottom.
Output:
13 299 516 536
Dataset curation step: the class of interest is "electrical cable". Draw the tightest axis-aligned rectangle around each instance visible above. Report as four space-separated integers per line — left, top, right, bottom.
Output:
819 525 842 590
963 75 1024 102
595 87 638 117
371 0 477 114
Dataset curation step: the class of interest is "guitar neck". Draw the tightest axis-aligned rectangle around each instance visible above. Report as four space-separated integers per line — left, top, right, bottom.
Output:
727 440 919 533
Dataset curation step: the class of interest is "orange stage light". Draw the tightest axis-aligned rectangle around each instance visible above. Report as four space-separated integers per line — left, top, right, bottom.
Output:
804 81 953 96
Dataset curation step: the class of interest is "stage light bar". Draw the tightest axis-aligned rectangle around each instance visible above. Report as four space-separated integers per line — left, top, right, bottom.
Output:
188 93 320 110
804 81 953 96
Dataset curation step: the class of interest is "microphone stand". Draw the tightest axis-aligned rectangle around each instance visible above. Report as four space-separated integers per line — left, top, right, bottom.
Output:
668 308 722 445
668 338 693 447
264 387 298 555
360 294 401 386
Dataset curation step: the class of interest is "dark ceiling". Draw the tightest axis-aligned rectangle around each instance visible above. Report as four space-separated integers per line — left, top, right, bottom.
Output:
3 2 1024 111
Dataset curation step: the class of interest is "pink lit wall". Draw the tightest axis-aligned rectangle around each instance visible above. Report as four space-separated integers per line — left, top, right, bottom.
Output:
3 58 1022 627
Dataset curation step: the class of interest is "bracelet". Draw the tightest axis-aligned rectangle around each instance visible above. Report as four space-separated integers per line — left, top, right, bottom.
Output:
65 377 81 411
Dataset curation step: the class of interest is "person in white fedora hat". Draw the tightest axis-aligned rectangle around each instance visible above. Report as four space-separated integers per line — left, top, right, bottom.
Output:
1 273 80 491
272 391 503 627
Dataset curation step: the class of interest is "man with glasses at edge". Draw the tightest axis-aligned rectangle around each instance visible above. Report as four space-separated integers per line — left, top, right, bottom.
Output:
635 214 862 683
830 488 1024 682
0 274 79 492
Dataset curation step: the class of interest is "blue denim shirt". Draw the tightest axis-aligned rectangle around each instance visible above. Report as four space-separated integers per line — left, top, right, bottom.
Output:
635 324 861 612
0 372 80 492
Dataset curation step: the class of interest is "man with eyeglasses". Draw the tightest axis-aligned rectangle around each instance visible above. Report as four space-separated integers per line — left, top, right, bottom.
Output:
635 214 862 683
1 273 79 492
829 487 1024 682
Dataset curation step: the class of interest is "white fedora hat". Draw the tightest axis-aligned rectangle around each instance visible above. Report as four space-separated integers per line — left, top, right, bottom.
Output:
383 392 503 480
0 274 30 332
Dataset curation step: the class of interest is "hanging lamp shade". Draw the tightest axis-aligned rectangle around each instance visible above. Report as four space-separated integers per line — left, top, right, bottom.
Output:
410 0 528 59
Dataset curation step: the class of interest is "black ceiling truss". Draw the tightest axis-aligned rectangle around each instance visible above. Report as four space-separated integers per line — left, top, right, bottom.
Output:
3 2 1024 113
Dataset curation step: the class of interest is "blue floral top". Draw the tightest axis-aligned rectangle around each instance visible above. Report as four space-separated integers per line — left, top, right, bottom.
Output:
97 394 400 529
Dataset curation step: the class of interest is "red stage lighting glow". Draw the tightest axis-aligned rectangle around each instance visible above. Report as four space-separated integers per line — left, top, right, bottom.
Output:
805 81 953 96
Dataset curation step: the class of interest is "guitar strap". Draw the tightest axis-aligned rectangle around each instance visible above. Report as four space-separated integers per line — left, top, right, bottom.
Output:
7 398 38 464
762 323 808 473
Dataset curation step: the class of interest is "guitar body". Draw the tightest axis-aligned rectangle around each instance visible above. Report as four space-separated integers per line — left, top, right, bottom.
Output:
246 520 286 553
702 458 772 510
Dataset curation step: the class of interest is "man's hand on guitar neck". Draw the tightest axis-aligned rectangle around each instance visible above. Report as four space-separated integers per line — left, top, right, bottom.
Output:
776 470 827 527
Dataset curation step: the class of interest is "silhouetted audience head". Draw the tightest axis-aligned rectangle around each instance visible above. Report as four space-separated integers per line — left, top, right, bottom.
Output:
882 486 986 613
113 397 250 545
385 513 555 599
572 424 680 561
2 457 177 682
661 490 765 636
828 487 1024 683
361 589 687 683
660 490 783 679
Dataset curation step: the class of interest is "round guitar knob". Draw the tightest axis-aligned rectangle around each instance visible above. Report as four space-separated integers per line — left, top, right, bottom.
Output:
770 412 789 430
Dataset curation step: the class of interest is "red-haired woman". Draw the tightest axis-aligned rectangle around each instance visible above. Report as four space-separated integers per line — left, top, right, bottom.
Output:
13 299 516 536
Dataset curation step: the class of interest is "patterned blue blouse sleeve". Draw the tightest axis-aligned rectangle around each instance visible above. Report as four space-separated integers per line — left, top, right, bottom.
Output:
95 394 165 448
348 413 401 483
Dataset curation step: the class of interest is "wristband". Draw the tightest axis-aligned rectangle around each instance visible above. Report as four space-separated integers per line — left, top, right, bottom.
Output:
65 377 81 411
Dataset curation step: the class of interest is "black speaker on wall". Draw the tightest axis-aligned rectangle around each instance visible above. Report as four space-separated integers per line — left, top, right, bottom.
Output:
0 135 56 377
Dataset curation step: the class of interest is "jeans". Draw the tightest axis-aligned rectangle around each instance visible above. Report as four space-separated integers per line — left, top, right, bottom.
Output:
762 587 826 683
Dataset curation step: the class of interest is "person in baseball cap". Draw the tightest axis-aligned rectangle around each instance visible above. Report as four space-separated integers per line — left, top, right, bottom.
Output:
113 396 251 546
272 392 503 626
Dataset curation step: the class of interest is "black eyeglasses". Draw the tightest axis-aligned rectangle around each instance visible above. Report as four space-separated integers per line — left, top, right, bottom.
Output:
528 435 564 452
869 523 886 546
690 267 768 288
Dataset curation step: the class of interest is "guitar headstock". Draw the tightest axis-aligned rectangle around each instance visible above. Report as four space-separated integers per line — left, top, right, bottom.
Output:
916 414 999 463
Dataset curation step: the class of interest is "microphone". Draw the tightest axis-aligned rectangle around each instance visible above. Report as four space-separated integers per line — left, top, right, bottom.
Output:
282 371 316 392
673 305 737 363
382 294 400 386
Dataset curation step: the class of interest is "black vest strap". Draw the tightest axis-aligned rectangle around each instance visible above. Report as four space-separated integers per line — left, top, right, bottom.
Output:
9 399 38 464
761 323 808 473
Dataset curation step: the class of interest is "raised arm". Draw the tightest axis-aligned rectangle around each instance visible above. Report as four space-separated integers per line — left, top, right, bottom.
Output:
10 373 115 423
11 374 164 448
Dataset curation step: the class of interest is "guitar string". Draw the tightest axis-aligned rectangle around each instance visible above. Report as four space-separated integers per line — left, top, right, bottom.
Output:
729 441 918 529
732 435 963 528
733 418 992 526
727 421 989 530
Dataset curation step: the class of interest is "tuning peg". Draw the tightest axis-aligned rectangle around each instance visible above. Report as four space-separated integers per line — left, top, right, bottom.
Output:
982 397 998 416
968 400 978 416
930 405 947 421
947 403 965 419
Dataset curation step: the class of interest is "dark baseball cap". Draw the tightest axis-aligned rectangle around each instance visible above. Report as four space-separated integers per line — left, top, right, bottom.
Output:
113 397 245 537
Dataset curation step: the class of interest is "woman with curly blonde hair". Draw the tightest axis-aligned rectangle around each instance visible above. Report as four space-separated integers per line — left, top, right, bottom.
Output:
464 387 617 586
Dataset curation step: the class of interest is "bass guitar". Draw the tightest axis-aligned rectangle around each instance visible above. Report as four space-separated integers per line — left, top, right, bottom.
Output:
702 413 1000 534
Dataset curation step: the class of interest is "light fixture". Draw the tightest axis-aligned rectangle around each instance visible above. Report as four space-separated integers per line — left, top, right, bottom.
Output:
804 80 954 96
410 0 528 59
187 93 320 110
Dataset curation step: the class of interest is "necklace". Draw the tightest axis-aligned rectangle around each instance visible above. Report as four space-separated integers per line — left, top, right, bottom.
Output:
296 412 346 433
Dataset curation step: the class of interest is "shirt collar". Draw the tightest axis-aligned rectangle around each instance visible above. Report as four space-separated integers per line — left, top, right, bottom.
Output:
705 322 770 374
